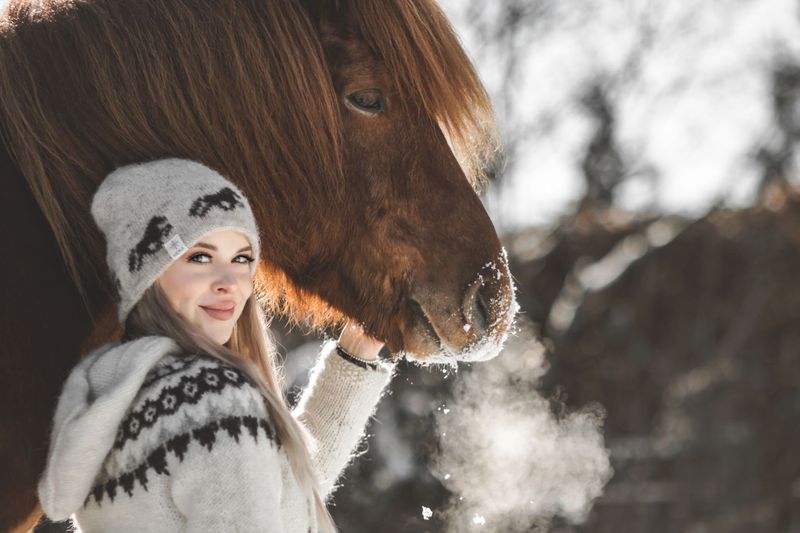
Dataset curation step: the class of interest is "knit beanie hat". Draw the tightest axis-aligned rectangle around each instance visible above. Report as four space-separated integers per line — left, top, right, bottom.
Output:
91 158 262 325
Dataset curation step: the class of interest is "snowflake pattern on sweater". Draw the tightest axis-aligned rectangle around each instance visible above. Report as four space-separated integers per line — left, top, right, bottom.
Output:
113 355 276 450
84 355 279 507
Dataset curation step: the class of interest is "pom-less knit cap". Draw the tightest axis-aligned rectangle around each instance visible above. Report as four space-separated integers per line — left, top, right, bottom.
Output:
91 158 262 326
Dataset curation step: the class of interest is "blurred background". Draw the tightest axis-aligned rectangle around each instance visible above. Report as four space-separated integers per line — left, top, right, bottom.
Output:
36 0 800 532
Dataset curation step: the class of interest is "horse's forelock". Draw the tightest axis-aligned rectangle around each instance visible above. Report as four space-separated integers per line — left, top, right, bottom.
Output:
336 0 499 191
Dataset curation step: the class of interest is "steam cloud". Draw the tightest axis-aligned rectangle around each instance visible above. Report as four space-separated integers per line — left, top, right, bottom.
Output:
429 318 613 532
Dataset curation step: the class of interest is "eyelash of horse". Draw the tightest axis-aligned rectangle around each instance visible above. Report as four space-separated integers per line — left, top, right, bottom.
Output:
188 252 254 264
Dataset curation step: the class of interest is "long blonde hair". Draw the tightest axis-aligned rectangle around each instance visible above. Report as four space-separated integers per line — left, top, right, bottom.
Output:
122 278 337 533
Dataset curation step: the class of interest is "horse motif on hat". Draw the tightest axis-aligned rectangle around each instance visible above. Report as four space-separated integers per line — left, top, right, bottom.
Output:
189 187 245 218
128 216 174 273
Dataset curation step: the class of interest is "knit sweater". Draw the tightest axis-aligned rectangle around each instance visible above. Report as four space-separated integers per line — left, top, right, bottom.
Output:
37 335 397 532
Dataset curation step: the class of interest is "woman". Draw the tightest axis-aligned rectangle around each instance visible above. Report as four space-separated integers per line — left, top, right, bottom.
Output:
37 158 397 532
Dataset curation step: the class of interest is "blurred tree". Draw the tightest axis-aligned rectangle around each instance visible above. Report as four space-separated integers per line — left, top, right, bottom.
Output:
579 80 627 210
756 58 800 200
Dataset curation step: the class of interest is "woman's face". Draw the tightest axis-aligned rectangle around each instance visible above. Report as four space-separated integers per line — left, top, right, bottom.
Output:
156 229 255 345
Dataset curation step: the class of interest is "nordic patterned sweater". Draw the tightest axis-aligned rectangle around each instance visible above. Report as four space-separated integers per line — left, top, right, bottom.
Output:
37 335 397 532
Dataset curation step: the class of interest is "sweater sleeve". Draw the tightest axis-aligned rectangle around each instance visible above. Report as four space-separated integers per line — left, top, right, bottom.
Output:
170 413 286 532
292 339 397 499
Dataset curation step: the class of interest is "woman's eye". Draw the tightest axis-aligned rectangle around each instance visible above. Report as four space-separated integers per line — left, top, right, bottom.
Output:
345 89 386 116
188 253 254 264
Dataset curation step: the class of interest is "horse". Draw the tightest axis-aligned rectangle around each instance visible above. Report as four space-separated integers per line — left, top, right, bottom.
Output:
0 0 518 530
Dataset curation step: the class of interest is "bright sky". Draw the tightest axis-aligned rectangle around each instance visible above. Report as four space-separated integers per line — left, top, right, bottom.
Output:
440 0 800 230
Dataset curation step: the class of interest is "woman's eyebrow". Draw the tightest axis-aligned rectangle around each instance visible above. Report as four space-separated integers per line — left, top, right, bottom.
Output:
194 242 252 253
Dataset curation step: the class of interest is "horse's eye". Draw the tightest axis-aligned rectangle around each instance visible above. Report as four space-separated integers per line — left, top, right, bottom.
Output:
345 89 386 116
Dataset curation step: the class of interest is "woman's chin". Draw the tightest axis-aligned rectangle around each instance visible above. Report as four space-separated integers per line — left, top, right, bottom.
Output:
214 330 233 345
195 323 232 346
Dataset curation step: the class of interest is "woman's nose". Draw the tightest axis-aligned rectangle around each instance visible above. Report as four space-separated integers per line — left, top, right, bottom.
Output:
211 267 239 292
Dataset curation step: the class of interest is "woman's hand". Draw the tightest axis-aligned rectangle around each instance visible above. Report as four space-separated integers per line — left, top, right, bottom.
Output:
337 319 385 361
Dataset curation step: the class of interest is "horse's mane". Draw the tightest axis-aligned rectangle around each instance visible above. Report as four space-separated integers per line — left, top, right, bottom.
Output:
0 0 496 328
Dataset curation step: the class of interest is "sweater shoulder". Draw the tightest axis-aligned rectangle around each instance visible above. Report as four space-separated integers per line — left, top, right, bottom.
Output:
116 353 278 449
84 353 281 508
108 357 275 464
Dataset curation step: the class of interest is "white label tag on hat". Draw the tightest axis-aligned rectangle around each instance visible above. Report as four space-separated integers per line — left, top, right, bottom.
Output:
164 234 188 259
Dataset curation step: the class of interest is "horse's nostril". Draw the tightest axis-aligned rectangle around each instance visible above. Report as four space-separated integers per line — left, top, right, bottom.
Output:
474 288 490 334
477 289 490 325
463 281 490 337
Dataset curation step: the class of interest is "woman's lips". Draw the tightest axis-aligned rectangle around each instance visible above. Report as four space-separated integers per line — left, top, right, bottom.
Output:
201 306 234 321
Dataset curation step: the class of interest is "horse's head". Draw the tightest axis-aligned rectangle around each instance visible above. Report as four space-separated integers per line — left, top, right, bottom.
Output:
293 1 519 363
0 0 517 364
